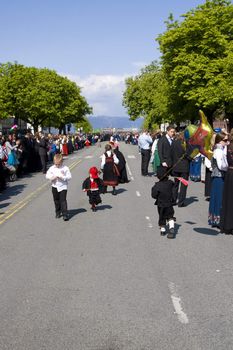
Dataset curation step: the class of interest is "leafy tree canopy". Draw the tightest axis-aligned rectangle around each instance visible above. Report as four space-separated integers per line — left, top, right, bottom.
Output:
157 0 233 119
0 63 92 131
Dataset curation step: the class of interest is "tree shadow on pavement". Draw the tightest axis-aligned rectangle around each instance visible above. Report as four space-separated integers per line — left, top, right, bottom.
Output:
69 208 87 218
0 184 27 201
185 196 199 206
194 227 219 236
0 202 11 210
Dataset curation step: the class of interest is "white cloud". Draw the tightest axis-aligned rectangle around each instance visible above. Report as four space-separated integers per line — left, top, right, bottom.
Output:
62 73 131 116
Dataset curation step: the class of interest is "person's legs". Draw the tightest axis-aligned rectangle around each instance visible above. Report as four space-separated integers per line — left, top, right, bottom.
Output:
158 207 166 235
178 172 189 206
59 190 68 220
52 187 61 217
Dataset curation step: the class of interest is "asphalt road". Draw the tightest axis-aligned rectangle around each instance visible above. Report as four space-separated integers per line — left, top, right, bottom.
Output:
0 142 233 350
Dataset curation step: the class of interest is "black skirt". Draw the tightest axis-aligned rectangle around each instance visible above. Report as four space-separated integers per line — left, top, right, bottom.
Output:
88 190 102 205
205 168 212 197
220 169 233 231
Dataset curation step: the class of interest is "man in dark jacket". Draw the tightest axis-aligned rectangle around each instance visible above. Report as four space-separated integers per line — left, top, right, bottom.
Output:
157 125 176 170
37 132 48 174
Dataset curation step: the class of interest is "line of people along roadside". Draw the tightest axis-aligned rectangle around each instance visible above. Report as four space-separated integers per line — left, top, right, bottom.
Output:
0 132 102 191
139 125 233 239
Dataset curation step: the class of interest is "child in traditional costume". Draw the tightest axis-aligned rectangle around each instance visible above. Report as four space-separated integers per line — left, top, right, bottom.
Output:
151 166 176 238
82 167 104 211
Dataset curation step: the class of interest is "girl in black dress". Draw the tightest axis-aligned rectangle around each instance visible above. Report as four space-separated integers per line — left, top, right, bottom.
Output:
82 167 104 211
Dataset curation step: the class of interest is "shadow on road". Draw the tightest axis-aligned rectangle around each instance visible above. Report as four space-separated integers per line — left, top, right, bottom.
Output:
69 208 87 218
115 188 127 195
194 227 219 236
97 204 112 211
0 202 11 210
0 184 27 202
186 196 199 206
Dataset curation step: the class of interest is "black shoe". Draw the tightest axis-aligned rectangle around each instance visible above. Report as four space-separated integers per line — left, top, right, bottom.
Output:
112 189 117 195
63 215 69 221
55 213 62 218
160 231 166 236
167 228 175 239
178 203 186 207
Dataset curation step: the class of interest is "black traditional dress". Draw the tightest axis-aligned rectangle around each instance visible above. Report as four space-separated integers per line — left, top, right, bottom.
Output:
114 147 129 183
220 147 233 233
101 151 119 187
82 177 104 205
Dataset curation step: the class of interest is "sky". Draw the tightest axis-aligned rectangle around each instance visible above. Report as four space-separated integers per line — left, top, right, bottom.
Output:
0 0 207 117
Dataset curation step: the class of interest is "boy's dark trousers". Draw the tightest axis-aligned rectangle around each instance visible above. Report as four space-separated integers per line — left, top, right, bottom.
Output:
52 187 68 216
157 206 174 226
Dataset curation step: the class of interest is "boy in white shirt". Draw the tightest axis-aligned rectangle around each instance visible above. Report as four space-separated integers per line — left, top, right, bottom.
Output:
46 154 72 221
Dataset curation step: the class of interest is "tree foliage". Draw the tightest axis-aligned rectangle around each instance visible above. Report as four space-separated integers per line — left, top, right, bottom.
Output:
122 61 170 128
0 63 92 131
74 117 93 133
157 0 233 120
123 0 233 128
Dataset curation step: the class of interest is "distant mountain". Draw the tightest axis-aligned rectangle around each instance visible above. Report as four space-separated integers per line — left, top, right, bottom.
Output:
88 116 143 130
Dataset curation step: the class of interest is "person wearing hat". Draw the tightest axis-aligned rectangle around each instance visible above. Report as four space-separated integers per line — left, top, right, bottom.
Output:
151 166 176 238
82 167 104 211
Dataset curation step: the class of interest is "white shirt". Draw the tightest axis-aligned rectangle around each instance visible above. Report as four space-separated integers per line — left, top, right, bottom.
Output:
101 150 119 169
138 133 153 150
213 147 228 172
46 164 72 192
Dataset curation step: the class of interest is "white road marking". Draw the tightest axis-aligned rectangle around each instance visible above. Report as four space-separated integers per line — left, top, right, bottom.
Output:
136 191 141 197
131 176 134 181
126 164 132 176
85 155 93 159
169 282 189 324
128 155 136 159
69 156 76 160
145 216 153 228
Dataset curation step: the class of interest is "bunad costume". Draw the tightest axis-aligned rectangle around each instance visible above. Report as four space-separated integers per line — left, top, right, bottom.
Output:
82 167 104 211
208 144 228 227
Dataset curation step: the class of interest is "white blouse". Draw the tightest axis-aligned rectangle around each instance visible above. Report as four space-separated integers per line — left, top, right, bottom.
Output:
46 164 72 192
213 147 228 172
101 150 119 169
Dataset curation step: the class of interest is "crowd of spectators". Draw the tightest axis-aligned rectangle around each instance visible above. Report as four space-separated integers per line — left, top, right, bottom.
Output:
0 131 101 192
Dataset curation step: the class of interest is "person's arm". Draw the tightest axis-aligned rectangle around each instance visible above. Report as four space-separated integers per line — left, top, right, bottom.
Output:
46 167 56 181
113 154 119 164
100 154 106 169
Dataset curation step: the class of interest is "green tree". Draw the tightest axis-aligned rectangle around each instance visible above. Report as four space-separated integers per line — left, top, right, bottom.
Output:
74 117 93 133
122 61 171 129
0 63 92 132
157 0 233 121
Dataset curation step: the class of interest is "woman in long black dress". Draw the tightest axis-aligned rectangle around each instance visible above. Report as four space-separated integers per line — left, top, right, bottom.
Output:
101 144 119 195
112 143 129 184
220 136 233 234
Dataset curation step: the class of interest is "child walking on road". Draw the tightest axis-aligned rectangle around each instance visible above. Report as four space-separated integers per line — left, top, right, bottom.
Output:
82 167 104 212
46 153 72 221
151 166 176 238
